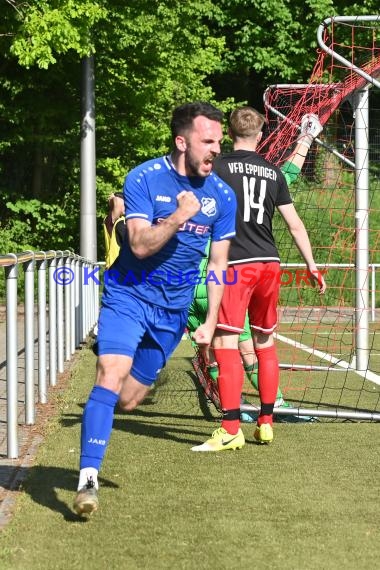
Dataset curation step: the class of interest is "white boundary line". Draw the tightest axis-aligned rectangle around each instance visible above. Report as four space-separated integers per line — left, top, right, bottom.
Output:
274 332 380 386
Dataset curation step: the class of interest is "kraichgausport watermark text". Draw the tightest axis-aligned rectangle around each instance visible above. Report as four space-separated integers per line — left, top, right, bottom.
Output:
53 267 327 287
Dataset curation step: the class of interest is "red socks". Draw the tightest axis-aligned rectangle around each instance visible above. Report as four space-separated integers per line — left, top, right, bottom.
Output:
255 344 279 426
212 345 279 430
213 348 244 435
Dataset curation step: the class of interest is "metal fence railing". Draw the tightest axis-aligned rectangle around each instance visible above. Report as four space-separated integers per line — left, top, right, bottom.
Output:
1 257 378 457
0 250 100 459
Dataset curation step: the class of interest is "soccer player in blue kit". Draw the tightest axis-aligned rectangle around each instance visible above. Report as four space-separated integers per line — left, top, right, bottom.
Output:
73 102 237 516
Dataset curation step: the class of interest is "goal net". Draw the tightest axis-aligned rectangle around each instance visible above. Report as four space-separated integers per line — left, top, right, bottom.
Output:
193 16 380 421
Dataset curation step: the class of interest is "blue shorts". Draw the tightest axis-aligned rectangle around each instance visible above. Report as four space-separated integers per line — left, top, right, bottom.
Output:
96 284 187 386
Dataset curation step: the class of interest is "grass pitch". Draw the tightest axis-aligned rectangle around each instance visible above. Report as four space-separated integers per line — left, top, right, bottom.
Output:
0 340 379 570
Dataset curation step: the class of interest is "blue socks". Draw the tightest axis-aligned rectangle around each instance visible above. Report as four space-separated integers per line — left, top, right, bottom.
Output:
80 385 119 471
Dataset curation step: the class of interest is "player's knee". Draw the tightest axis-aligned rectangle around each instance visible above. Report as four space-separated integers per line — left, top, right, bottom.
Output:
212 329 239 349
254 331 274 349
118 389 148 411
118 397 138 412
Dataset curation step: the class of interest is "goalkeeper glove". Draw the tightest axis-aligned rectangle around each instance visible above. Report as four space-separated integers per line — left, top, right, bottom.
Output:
297 113 323 149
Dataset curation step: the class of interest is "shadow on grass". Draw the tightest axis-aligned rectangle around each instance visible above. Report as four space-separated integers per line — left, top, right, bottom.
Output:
59 368 219 448
0 466 118 522
187 370 219 421
60 410 218 447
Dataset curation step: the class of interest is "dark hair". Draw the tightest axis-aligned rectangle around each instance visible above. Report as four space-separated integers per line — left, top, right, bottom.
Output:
170 102 224 141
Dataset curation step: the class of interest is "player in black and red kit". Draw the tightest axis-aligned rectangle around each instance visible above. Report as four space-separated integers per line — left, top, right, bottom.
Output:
192 106 326 451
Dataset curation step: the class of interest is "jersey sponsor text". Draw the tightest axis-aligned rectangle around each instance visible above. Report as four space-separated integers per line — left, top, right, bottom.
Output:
156 217 210 234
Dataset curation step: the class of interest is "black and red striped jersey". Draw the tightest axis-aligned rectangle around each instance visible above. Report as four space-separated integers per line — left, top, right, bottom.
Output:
213 149 292 264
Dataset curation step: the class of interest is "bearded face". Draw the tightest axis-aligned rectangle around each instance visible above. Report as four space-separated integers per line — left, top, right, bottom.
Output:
178 115 223 177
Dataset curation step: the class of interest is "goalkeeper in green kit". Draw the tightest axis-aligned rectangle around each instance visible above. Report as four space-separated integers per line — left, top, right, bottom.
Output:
187 112 323 422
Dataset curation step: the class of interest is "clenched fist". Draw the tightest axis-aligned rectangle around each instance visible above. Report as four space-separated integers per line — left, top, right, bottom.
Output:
176 190 201 224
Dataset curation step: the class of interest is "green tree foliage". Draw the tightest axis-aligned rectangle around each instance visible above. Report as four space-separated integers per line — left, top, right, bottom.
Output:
207 0 380 105
0 0 379 256
9 0 105 68
0 0 231 256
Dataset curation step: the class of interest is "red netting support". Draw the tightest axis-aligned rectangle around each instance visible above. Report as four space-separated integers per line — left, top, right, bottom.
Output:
244 17 380 420
258 19 380 167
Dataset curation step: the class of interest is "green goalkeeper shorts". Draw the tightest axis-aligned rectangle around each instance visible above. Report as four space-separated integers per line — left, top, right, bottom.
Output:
187 297 252 342
187 297 208 333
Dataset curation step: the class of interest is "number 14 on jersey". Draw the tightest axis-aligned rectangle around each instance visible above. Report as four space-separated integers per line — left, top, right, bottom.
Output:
243 176 267 224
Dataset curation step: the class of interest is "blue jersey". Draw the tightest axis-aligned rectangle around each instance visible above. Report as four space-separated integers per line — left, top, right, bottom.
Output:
113 155 236 310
